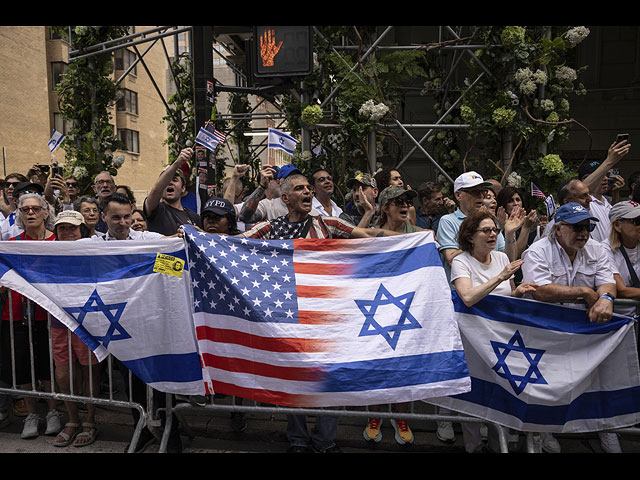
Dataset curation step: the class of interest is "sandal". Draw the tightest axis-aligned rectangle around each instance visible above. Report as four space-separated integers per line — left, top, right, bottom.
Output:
53 423 80 447
72 422 98 448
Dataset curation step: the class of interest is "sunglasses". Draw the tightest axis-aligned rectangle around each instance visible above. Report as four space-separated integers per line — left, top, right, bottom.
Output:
315 175 333 183
391 197 412 207
462 188 488 198
563 222 596 233
19 205 43 214
621 217 640 226
476 227 500 235
66 182 79 188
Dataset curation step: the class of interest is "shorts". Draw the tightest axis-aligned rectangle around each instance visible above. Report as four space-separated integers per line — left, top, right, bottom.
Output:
51 327 98 366
0 320 52 386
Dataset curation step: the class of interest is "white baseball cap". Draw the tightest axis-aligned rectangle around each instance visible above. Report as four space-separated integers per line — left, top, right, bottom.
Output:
453 171 492 193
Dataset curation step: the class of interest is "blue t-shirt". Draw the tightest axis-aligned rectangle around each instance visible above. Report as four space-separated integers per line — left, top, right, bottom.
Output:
436 208 505 285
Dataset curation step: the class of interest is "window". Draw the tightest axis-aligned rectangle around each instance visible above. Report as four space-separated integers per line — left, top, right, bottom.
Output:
116 89 138 115
51 62 67 89
114 49 137 75
53 113 72 135
118 129 139 153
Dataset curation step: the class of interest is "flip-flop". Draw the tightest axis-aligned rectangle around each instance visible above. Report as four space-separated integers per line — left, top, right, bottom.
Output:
72 422 98 448
53 423 80 447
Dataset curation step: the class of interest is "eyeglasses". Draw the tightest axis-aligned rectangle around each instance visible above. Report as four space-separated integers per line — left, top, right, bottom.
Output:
391 197 412 207
66 182 79 188
563 222 596 233
621 217 640 226
315 175 333 183
3 181 20 188
476 227 500 235
19 205 43 214
462 189 488 198
95 179 114 185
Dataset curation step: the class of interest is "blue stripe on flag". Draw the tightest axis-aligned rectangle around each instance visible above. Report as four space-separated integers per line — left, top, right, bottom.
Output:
322 350 468 392
0 250 187 284
452 292 631 335
456 377 640 426
326 242 443 278
121 352 204 384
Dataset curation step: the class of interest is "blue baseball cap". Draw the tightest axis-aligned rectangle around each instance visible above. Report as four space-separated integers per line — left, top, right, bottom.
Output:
554 202 599 224
276 164 302 180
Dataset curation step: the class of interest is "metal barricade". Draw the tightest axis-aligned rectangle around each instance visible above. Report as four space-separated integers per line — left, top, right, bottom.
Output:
0 292 150 453
2 292 640 453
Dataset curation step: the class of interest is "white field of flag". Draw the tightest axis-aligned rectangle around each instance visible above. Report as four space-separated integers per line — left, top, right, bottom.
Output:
267 128 298 155
48 129 65 153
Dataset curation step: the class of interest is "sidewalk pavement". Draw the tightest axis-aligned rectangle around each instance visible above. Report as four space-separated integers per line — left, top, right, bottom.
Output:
2 396 640 453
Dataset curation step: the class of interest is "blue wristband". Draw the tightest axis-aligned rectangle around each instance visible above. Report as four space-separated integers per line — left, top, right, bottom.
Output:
599 294 615 303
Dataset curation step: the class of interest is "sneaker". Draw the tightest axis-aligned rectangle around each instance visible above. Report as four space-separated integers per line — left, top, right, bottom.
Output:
539 432 561 453
363 417 382 442
599 432 622 453
391 419 414 445
21 413 40 439
436 421 455 443
45 409 63 435
230 412 247 432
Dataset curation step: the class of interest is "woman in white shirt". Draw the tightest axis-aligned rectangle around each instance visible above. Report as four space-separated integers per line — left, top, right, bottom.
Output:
451 210 537 453
603 200 640 317
452 211 536 307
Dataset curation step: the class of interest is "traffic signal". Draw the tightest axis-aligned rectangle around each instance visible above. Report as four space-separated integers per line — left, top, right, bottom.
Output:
252 26 313 78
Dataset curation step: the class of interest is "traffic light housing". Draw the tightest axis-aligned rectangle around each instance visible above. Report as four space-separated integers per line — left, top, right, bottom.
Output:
251 26 313 78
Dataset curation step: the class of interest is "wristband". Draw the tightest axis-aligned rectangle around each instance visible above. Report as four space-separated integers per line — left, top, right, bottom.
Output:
599 293 615 303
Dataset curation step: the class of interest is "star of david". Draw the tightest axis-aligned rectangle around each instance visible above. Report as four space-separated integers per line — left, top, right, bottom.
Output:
63 289 131 348
355 283 421 350
491 330 547 395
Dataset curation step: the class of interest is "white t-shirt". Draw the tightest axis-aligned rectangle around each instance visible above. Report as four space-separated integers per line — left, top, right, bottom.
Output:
588 195 611 243
450 250 513 297
602 239 640 316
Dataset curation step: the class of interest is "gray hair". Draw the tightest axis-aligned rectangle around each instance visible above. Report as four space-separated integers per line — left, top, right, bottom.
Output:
73 195 99 211
16 193 55 230
279 173 308 196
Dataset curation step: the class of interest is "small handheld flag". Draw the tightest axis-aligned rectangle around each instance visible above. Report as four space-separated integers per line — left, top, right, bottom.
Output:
48 130 65 153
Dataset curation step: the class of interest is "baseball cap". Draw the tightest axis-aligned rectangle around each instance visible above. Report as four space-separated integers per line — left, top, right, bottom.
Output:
276 164 302 180
13 182 44 198
453 171 492 193
578 160 601 180
54 210 85 227
378 185 417 207
346 172 377 189
609 200 640 221
554 202 599 224
201 197 235 217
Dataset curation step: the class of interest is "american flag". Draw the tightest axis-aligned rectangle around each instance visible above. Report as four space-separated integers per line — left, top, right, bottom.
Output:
182 225 470 408
531 182 547 199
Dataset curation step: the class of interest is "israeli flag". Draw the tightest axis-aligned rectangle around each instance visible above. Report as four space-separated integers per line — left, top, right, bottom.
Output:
428 293 640 433
195 127 221 151
0 239 208 395
267 128 297 155
48 129 65 153
545 194 556 218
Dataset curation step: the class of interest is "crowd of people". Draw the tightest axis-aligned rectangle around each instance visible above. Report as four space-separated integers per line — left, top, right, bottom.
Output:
0 136 637 453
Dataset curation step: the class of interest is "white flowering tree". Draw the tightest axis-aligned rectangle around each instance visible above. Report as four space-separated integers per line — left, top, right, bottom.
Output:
279 26 432 198
451 26 590 203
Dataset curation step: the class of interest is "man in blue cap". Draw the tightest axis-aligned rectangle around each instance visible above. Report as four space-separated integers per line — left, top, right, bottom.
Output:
238 163 319 226
522 201 620 453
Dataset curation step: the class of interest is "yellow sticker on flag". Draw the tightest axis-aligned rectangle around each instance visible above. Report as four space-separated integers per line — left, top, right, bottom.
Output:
153 253 185 278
